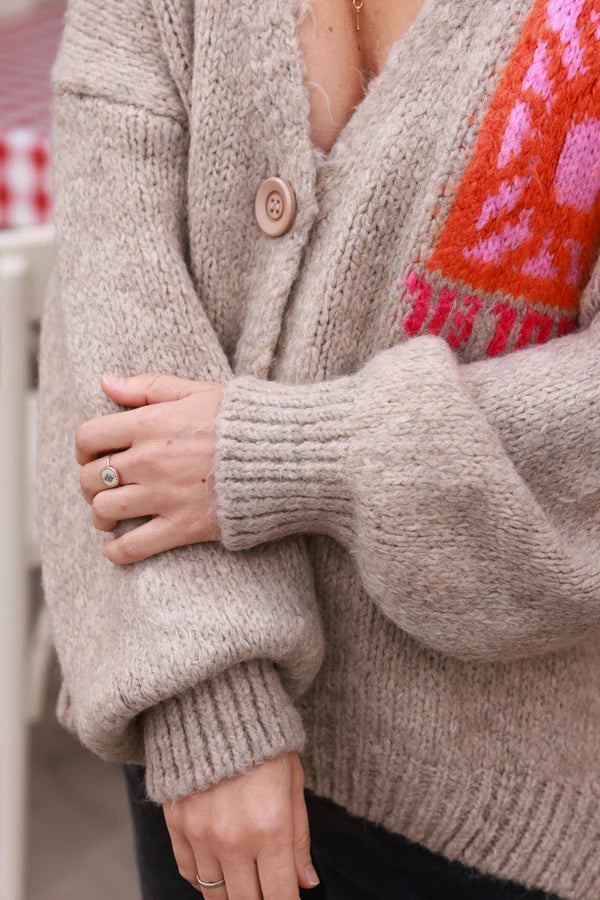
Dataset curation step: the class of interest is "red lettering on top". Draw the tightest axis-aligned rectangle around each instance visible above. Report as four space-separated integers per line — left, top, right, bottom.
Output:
403 271 433 336
427 285 457 336
513 307 554 350
487 302 519 357
447 294 484 350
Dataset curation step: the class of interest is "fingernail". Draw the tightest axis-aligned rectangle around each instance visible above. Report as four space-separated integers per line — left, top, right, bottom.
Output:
305 865 320 886
102 374 124 386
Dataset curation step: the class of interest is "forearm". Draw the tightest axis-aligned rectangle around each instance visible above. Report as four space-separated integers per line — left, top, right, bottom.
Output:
39 28 325 804
212 293 600 662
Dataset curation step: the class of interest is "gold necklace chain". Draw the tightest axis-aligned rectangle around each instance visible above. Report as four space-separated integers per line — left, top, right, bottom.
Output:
352 0 364 31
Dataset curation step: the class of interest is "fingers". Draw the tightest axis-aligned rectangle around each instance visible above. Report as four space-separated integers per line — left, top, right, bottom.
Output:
167 827 207 893
102 515 184 565
217 858 261 900
77 374 222 466
168 812 260 900
191 850 229 898
163 755 307 900
256 838 301 900
90 483 152 532
75 409 143 466
291 780 321 890
166 817 227 897
101 372 213 407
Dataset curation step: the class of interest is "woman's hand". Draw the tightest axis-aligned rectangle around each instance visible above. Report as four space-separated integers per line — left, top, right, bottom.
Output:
163 750 321 899
76 373 224 564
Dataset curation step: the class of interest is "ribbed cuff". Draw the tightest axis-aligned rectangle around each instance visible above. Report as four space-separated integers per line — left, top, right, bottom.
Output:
213 373 357 551
143 658 306 804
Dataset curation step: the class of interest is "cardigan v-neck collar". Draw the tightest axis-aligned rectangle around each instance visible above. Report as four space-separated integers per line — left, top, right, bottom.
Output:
282 0 440 173
286 0 438 167
225 0 531 379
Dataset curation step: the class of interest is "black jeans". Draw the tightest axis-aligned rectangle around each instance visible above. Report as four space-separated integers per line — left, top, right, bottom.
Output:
122 763 564 900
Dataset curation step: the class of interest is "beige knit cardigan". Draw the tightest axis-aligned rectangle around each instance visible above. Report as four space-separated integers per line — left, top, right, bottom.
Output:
37 0 600 896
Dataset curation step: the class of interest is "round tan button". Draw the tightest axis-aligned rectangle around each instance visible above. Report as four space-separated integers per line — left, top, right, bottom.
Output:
254 176 296 237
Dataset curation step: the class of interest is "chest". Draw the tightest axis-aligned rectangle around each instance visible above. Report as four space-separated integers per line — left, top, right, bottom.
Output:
296 0 427 153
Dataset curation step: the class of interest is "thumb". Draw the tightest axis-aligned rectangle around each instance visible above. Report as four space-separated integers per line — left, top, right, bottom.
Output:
290 764 321 890
100 372 205 406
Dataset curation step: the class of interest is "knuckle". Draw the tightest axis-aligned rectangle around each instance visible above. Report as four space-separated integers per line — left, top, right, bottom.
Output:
186 822 208 845
91 491 106 515
182 815 209 845
138 438 161 467
147 372 163 391
115 531 137 563
79 467 89 499
255 808 289 842
90 508 102 531
212 822 244 852
177 864 195 882
74 423 89 454
140 376 164 411
91 495 114 531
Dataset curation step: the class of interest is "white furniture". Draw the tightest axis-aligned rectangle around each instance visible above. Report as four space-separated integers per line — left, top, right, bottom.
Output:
0 0 54 18
0 223 55 900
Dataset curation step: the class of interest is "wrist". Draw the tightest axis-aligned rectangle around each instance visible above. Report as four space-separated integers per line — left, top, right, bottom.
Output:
213 373 356 551
142 657 306 803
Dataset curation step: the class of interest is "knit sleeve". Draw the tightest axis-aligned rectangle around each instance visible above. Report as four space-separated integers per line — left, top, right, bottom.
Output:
36 0 324 805
212 254 600 663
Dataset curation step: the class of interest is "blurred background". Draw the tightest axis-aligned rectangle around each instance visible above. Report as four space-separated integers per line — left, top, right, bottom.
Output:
0 1 140 897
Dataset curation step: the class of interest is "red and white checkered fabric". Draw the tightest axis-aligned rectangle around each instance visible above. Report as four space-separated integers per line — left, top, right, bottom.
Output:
0 0 66 228
0 128 52 228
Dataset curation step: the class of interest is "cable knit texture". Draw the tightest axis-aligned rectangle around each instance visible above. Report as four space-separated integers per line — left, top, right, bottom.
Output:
37 0 600 898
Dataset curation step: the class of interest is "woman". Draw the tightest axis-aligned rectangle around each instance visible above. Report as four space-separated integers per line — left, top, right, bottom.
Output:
37 0 600 898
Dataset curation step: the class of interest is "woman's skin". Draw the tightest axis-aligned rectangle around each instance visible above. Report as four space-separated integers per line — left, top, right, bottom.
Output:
75 2 425 896
298 0 426 154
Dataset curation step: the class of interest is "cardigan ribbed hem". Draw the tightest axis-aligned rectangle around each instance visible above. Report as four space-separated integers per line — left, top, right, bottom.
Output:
303 743 600 900
214 372 358 551
143 658 306 804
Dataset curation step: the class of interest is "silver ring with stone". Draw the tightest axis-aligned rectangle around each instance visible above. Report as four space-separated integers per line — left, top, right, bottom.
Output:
196 873 225 889
100 455 120 489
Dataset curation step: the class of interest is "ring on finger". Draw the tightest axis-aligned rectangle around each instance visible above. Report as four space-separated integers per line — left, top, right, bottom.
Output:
100 454 121 489
196 873 226 888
